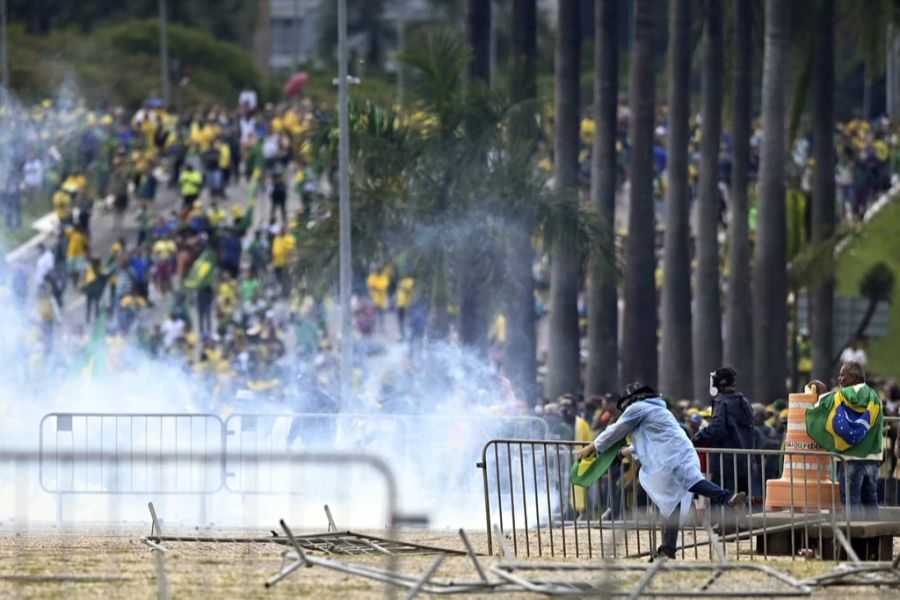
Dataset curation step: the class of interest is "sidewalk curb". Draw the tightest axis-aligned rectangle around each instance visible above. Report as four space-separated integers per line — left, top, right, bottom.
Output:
6 212 57 263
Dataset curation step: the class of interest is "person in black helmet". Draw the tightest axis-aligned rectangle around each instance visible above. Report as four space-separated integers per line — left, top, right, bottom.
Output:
692 367 756 495
575 382 746 561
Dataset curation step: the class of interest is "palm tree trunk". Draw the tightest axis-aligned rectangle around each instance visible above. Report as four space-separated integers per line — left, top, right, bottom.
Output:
725 0 754 399
586 0 620 396
545 0 582 400
504 0 539 403
459 0 493 353
621 0 658 388
466 0 491 83
752 0 790 404
693 0 724 398
659 0 693 399
810 0 835 384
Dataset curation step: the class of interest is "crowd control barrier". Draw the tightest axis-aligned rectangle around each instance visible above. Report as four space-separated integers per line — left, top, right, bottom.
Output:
883 416 900 507
477 439 868 561
224 413 548 494
39 413 225 494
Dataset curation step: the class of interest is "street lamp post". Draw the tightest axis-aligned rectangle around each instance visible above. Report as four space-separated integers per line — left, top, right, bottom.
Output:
337 0 353 408
159 0 170 105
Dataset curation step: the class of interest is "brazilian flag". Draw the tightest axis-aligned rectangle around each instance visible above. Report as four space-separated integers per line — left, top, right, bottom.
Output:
570 438 626 488
237 204 254 231
183 248 216 290
81 313 107 378
806 385 883 458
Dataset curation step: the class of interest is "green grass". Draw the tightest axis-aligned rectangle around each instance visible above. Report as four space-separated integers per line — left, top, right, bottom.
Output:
836 198 900 379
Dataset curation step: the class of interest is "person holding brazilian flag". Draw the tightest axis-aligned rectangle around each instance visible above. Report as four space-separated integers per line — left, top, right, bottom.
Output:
805 360 883 519
574 383 746 561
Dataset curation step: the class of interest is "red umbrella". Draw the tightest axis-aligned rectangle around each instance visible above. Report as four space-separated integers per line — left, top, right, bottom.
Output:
282 72 309 99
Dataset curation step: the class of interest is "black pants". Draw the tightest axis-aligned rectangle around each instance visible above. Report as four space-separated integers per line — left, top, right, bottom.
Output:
661 479 733 552
86 294 101 323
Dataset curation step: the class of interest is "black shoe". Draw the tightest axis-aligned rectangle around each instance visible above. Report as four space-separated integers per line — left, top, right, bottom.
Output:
727 492 747 508
649 545 676 562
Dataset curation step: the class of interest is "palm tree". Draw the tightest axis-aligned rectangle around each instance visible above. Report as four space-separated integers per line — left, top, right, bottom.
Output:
753 0 790 404
545 0 582 401
586 0 620 396
693 0 724 397
810 0 835 383
621 0 658 388
659 0 692 400
725 0 754 399
505 0 539 403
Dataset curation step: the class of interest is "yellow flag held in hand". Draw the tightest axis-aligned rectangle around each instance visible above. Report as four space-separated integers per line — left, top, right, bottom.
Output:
570 438 627 488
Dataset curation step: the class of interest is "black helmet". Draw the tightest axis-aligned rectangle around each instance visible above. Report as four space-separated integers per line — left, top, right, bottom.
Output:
618 382 656 411
713 367 737 389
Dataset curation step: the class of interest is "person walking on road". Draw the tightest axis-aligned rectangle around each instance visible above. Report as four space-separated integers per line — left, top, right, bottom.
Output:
179 164 202 211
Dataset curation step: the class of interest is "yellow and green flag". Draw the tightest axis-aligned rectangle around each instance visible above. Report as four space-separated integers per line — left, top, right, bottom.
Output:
570 438 626 488
806 385 883 457
183 248 216 290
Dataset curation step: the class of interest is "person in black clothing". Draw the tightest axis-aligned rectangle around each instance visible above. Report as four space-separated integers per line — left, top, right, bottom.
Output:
692 367 756 495
270 170 288 224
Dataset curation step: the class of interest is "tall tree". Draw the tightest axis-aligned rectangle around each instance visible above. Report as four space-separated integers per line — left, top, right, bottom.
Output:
621 0 658 387
459 0 493 356
544 0 581 400
659 0 692 399
505 0 539 402
693 0 724 397
753 0 790 404
466 0 491 83
725 0 754 399
586 0 620 396
810 0 835 383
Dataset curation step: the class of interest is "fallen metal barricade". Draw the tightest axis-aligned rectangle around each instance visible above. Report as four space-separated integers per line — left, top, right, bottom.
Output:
477 439 858 561
265 523 512 597
488 524 813 597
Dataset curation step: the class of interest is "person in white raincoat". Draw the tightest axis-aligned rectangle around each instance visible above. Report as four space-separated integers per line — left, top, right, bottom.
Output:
575 383 745 560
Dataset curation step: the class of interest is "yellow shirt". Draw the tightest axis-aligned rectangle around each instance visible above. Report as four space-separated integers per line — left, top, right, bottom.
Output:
179 170 203 196
208 207 227 227
218 143 232 170
53 190 72 220
66 230 89 258
396 277 415 308
152 239 177 260
271 234 295 267
367 271 390 309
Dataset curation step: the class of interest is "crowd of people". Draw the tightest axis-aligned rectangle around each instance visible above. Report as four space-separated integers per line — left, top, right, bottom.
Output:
1 89 898 553
0 90 531 419
550 366 900 535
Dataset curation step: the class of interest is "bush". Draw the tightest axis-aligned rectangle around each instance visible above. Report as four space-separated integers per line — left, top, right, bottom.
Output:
6 19 261 109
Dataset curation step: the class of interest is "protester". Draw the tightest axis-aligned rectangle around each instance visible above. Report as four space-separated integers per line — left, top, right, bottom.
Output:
692 367 756 495
575 383 746 561
806 361 884 519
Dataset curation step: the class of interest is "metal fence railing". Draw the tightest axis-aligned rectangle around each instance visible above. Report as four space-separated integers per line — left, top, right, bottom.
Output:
882 416 900 507
476 439 870 561
223 413 548 494
39 413 225 494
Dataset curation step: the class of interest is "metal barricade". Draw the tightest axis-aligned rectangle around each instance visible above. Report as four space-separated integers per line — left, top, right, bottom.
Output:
882 416 900 507
477 439 856 561
39 413 224 494
224 413 548 494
